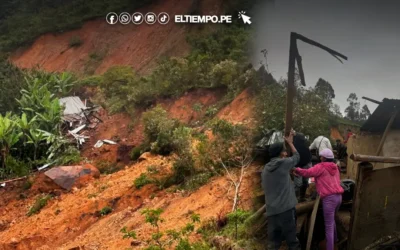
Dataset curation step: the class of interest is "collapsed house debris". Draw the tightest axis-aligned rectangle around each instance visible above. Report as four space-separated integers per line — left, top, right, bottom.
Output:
59 96 102 146
93 139 117 148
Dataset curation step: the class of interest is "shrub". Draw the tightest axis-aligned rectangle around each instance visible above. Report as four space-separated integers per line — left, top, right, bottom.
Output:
142 106 179 155
205 105 218 117
130 143 151 161
27 194 52 216
99 206 113 216
97 161 120 175
192 103 203 112
134 173 152 189
120 226 137 239
69 36 83 47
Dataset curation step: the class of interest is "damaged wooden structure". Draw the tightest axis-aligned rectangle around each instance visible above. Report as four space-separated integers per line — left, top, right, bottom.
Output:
59 96 102 146
344 98 400 249
284 32 348 136
347 157 400 249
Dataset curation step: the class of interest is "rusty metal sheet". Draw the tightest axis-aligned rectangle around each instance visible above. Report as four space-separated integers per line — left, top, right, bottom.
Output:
348 163 400 249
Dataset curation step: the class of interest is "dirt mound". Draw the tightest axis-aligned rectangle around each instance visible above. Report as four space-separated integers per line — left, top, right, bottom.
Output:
10 0 224 75
82 88 225 164
0 152 260 249
159 88 226 124
217 88 256 126
330 127 344 141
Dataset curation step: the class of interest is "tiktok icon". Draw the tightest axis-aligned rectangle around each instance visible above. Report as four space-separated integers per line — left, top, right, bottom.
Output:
158 12 170 25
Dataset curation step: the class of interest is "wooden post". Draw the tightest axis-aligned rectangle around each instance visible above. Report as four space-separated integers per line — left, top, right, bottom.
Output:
306 196 321 250
285 33 297 137
284 32 348 138
375 110 398 156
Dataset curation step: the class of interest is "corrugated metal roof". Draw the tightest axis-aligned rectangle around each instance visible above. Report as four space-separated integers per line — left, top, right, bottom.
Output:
361 98 400 133
59 96 86 116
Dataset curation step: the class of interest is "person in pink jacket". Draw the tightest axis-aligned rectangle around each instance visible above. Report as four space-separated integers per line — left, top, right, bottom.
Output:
294 148 344 250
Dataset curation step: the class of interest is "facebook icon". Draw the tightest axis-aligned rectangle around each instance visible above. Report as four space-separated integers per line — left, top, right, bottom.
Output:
106 12 118 25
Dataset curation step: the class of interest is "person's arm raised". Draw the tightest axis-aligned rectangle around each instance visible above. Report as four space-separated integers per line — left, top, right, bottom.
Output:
284 132 300 169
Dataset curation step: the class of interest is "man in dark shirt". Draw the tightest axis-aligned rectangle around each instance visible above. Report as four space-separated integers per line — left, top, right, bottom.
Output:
262 132 301 250
293 131 312 202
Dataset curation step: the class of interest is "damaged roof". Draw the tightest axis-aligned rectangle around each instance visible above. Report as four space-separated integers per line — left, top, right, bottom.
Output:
361 98 400 133
59 96 87 122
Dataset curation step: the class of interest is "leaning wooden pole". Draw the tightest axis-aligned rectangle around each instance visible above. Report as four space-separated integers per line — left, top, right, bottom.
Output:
375 110 398 156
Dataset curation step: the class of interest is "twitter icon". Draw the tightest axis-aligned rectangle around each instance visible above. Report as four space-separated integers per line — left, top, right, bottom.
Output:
132 12 144 25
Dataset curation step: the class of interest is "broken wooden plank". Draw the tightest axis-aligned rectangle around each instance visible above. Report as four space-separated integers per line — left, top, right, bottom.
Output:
0 176 27 186
306 196 320 250
362 96 382 105
350 154 400 164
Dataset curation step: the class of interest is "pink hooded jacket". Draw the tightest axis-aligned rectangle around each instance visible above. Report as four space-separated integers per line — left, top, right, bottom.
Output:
295 162 344 198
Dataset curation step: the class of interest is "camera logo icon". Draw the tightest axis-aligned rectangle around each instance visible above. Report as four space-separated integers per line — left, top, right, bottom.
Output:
145 12 157 24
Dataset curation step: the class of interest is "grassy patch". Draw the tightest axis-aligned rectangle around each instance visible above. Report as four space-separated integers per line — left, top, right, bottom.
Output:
27 194 52 216
133 173 152 189
99 206 113 216
97 161 120 175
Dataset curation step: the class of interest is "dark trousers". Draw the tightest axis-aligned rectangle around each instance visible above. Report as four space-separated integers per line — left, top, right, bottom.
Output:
267 208 301 250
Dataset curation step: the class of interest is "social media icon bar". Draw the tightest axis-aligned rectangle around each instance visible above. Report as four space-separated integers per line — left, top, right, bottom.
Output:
158 12 170 25
132 12 144 25
106 12 118 25
119 12 131 25
145 12 157 24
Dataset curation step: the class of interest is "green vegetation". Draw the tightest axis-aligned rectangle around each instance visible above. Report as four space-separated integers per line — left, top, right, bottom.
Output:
99 206 113 216
197 209 262 249
134 173 153 189
120 209 207 250
80 24 254 114
96 161 120 175
0 69 81 180
130 143 150 161
27 194 52 216
0 0 154 53
69 36 83 47
120 226 137 239
0 58 25 114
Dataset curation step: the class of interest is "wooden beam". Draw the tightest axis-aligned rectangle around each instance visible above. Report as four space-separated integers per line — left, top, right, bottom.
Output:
362 96 382 105
350 154 400 164
375 110 398 156
0 176 27 185
294 33 348 62
306 196 321 250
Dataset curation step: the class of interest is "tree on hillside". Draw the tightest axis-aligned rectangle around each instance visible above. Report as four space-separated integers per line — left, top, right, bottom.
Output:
330 104 343 117
359 104 371 121
345 93 360 121
0 58 25 115
315 78 335 103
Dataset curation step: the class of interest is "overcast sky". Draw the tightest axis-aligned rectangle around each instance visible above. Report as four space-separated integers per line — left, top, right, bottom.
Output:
250 0 400 113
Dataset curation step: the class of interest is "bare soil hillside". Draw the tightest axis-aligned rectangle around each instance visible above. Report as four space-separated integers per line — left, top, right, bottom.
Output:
10 0 224 75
